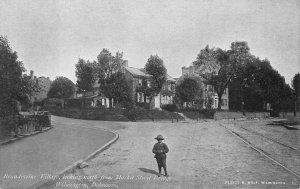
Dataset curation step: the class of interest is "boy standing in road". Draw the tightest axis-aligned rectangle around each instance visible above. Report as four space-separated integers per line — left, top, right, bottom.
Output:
152 135 169 177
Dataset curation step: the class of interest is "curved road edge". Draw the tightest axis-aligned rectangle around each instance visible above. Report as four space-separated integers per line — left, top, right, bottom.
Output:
27 128 119 189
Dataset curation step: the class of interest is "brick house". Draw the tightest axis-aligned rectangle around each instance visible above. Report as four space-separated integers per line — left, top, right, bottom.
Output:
124 66 176 109
72 65 176 109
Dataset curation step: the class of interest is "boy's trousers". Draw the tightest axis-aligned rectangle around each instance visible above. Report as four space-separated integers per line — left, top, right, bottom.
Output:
156 157 167 172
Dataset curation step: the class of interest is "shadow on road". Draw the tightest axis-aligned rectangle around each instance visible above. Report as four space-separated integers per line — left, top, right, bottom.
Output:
138 168 159 175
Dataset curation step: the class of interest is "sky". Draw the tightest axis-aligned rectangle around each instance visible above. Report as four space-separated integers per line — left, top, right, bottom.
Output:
0 0 299 84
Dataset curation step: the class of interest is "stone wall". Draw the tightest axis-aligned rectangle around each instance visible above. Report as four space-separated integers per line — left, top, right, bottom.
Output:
0 113 51 141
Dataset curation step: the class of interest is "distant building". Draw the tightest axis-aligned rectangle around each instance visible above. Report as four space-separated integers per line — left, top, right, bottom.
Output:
74 82 112 108
73 64 176 109
32 76 52 101
181 64 229 110
22 71 52 110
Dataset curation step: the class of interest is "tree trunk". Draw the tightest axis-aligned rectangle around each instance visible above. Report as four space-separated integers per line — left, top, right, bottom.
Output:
81 100 84 109
217 94 222 110
109 98 113 108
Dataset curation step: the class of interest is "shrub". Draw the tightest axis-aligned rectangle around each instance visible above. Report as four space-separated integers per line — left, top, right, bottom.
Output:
136 102 150 109
0 116 17 140
198 109 216 119
124 106 150 121
161 104 177 112
180 109 216 119
35 115 51 128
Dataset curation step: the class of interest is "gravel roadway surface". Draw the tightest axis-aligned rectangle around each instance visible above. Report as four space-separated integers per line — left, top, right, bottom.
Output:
0 116 116 189
46 118 299 189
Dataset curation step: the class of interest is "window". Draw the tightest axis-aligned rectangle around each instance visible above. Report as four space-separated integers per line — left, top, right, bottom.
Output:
171 84 175 91
147 80 151 88
222 99 228 106
214 97 218 107
141 93 144 103
137 93 140 102
162 95 166 104
146 96 150 103
169 96 173 104
162 84 166 90
138 79 142 86
137 92 144 103
168 84 171 91
224 89 227 94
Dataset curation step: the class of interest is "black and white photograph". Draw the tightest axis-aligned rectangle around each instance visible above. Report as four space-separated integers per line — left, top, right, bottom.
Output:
0 0 299 188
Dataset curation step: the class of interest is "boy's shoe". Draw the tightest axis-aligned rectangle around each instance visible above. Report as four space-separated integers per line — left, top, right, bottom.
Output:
165 173 169 177
157 172 161 177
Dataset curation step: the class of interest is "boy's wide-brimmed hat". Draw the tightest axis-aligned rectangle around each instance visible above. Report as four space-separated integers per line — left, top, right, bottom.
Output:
155 135 164 140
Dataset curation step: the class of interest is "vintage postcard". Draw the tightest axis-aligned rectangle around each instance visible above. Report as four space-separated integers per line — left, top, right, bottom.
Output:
0 0 299 188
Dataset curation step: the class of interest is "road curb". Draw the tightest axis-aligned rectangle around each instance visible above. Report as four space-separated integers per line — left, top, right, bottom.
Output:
0 126 53 146
27 129 119 189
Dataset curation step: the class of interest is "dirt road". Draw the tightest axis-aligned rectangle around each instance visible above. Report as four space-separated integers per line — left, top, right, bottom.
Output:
47 119 299 189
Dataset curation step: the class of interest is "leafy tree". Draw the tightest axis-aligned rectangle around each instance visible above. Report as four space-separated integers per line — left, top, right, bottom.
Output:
292 73 300 98
176 75 203 109
75 58 97 93
97 49 127 81
47 76 75 108
96 49 128 107
193 42 250 110
109 72 132 107
229 56 295 112
144 55 167 102
176 77 200 107
0 36 39 117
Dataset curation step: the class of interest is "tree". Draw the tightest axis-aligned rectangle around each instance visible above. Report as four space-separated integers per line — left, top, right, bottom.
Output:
96 49 128 107
229 55 295 112
144 55 167 102
75 58 97 94
97 49 127 81
0 36 39 117
47 77 75 108
194 42 250 110
292 73 300 98
176 75 203 109
176 77 200 107
100 72 132 108
109 72 132 107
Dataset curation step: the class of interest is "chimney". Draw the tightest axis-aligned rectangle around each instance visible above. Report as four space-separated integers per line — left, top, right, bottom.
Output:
30 70 34 79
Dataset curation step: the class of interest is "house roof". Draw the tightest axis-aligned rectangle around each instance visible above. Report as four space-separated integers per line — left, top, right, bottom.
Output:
166 74 176 82
125 67 151 77
125 66 176 82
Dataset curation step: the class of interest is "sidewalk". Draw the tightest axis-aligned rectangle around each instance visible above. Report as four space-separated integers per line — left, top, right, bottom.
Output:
0 116 116 189
48 120 299 189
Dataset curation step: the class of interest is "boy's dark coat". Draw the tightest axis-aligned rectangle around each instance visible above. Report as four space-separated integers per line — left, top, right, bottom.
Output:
152 142 169 159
